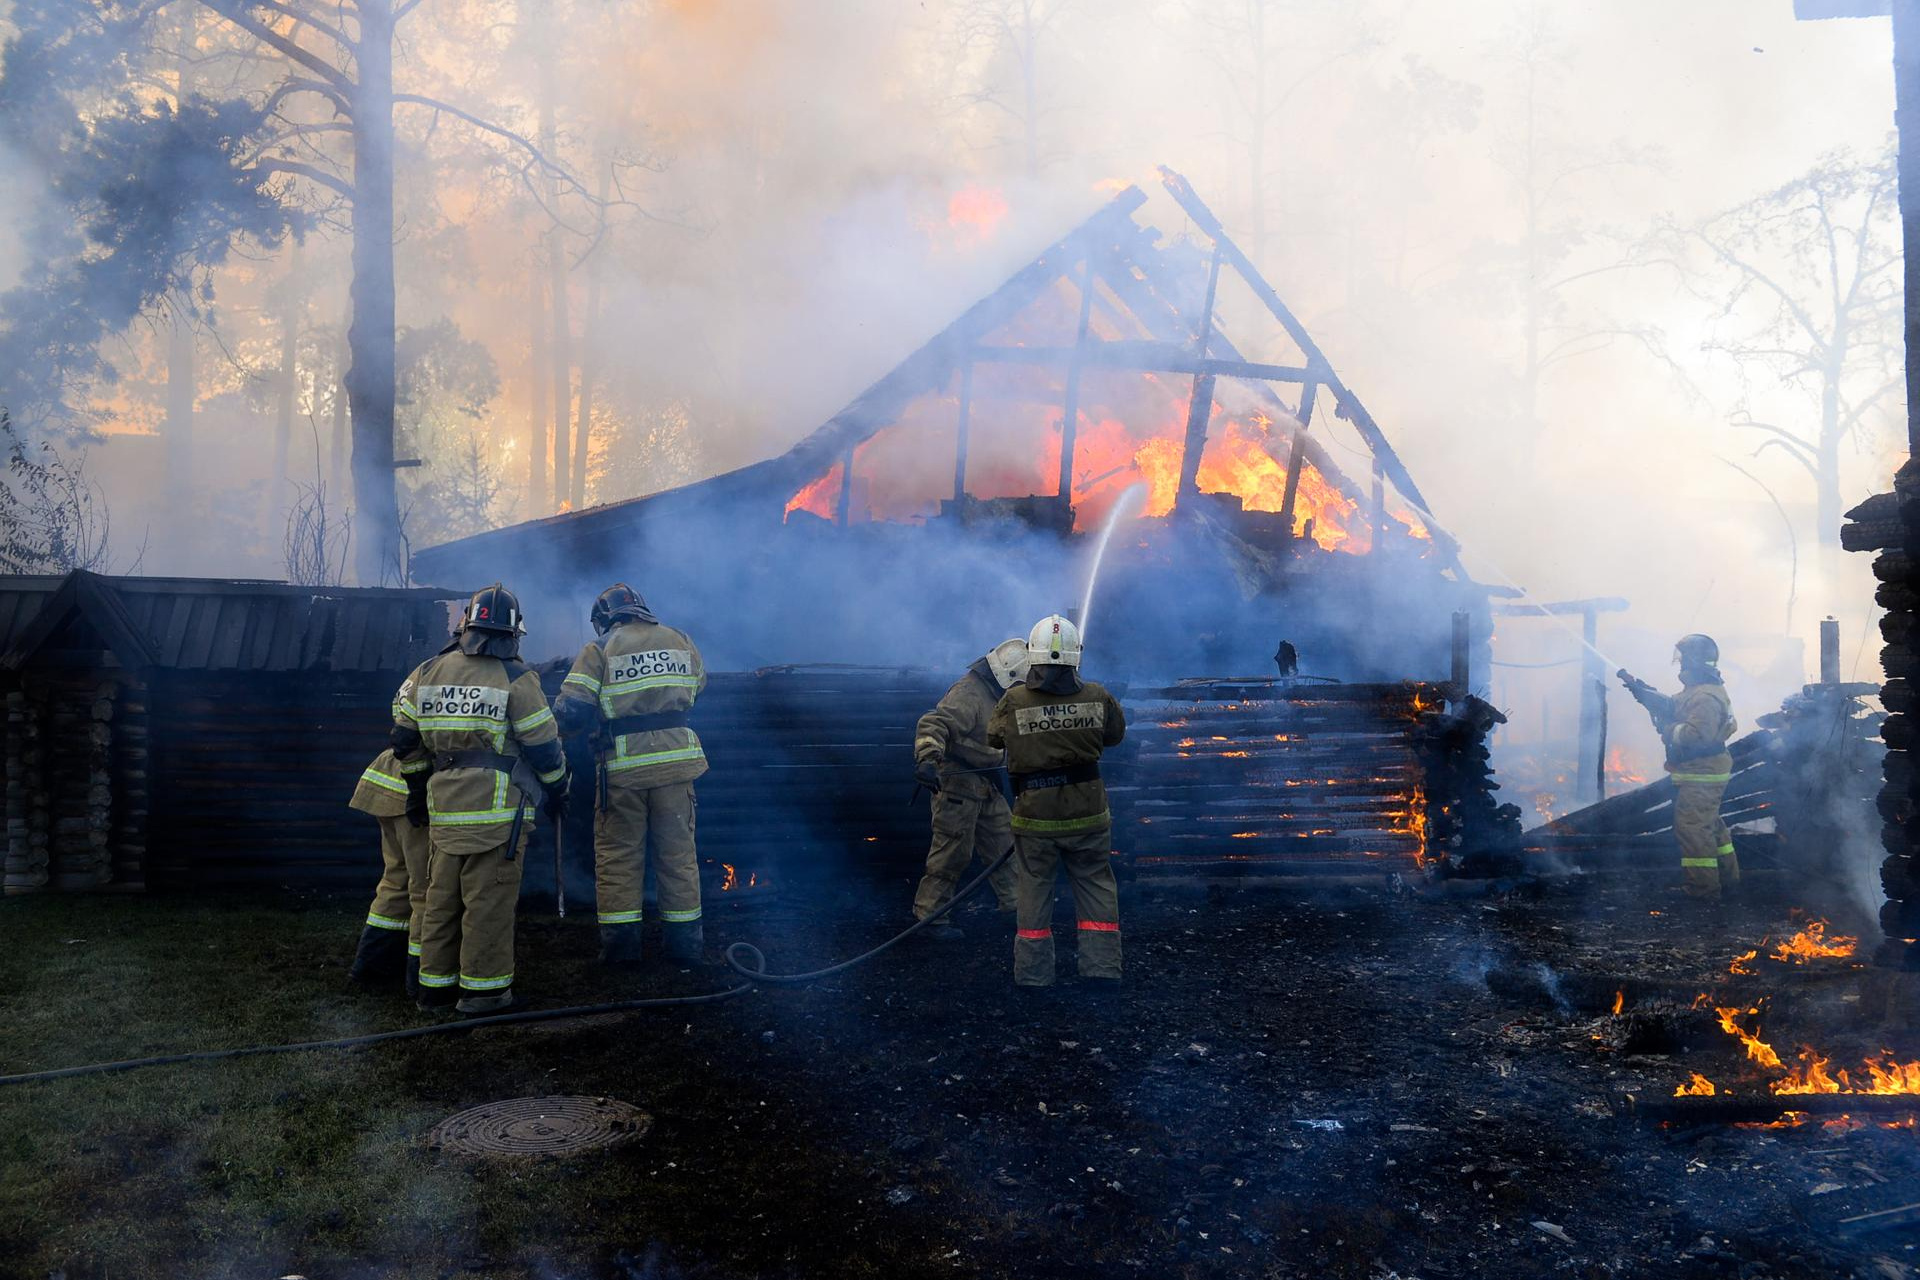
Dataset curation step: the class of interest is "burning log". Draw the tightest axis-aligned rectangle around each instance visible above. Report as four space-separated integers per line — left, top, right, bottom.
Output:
1623 1091 1920 1126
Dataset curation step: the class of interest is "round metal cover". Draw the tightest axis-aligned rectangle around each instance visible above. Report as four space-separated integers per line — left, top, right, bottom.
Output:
430 1095 652 1158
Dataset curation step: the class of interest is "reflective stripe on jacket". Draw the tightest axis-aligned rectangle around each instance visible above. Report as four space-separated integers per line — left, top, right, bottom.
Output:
394 650 564 855
988 678 1126 834
348 747 428 818
556 619 709 789
1665 681 1736 777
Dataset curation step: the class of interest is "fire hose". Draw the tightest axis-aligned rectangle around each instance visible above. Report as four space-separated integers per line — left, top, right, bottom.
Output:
0 845 1015 1088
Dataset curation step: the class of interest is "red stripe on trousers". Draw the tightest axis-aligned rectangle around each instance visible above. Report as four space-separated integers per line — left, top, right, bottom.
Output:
1077 920 1120 932
1016 928 1052 940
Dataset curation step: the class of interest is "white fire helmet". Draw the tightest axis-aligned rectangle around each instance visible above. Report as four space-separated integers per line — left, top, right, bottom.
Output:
986 638 1031 690
1026 614 1082 669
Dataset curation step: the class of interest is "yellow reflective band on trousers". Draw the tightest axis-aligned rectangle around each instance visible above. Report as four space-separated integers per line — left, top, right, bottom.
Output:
365 911 408 930
418 970 458 988
1011 810 1111 834
607 745 706 774
1680 857 1720 867
1669 771 1733 784
598 909 642 925
407 941 422 956
459 972 513 991
659 907 703 923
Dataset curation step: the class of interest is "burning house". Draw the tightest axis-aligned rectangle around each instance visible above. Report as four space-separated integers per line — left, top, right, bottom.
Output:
417 171 1522 891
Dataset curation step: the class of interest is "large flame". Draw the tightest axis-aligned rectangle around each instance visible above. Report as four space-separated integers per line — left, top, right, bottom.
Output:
1770 919 1857 964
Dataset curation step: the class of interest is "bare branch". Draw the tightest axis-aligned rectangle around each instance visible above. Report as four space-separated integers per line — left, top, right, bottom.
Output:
392 93 596 204
255 155 356 199
195 0 352 88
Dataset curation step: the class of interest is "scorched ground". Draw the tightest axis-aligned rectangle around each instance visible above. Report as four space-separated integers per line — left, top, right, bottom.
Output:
1 873 1915 1279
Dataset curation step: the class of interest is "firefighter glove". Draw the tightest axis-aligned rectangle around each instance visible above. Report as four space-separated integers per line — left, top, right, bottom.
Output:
542 772 572 823
914 760 943 793
405 777 430 829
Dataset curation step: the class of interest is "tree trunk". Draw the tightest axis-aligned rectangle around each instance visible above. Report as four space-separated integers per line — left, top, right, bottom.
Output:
1020 2 1039 179
346 0 401 585
163 298 195 522
527 258 548 514
329 326 348 499
271 240 302 533
569 162 610 510
1246 3 1266 266
540 52 573 510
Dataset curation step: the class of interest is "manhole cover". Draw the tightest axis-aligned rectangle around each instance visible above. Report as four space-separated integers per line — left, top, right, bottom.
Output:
429 1096 652 1158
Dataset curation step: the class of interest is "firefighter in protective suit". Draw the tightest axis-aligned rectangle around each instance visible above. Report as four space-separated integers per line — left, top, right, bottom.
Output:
345 747 432 992
909 639 1028 939
393 585 569 1014
988 615 1127 989
1656 633 1740 898
555 584 709 967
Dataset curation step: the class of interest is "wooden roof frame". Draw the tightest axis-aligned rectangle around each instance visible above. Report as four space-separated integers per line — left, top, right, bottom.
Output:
412 168 1465 580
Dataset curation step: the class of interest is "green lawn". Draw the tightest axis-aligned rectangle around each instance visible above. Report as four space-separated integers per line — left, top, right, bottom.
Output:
0 892 963 1280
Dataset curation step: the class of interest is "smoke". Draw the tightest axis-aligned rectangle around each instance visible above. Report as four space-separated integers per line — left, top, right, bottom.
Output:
0 2 1898 806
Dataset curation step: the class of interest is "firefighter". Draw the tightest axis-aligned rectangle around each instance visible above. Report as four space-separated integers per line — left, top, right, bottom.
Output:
1666 633 1740 898
909 639 1028 939
554 584 708 968
345 747 432 993
1625 634 1740 899
393 584 569 1014
987 615 1127 989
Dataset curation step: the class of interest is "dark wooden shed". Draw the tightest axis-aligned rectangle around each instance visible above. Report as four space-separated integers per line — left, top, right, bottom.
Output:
0 573 461 893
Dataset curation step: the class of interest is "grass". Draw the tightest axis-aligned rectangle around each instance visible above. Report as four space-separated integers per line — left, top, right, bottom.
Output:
0 891 965 1280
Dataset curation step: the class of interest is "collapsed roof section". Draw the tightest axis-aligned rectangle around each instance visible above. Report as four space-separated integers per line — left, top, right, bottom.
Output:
413 167 1462 584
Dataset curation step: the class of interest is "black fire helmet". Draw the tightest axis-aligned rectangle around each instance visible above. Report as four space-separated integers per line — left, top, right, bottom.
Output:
1674 633 1719 666
591 582 658 635
462 583 526 636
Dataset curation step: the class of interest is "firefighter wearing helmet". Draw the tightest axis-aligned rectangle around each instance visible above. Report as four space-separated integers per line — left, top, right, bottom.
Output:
555 584 709 967
391 584 570 1014
907 639 1028 938
987 615 1128 989
1622 634 1740 899
344 745 433 995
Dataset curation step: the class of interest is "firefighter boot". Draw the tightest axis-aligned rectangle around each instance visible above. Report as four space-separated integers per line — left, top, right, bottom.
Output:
662 920 705 965
457 989 516 1016
599 922 644 967
347 924 408 990
404 955 421 1000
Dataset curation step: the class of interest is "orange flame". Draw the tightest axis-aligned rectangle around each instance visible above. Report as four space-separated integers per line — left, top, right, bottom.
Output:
1675 1073 1717 1097
1712 1004 1784 1070
719 863 737 891
947 186 1008 245
1728 950 1757 976
784 464 842 521
1770 919 1857 964
1611 990 1625 1017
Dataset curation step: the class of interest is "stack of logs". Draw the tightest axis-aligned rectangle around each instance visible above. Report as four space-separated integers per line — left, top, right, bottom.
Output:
1412 695 1525 877
2 676 144 893
1846 482 1920 968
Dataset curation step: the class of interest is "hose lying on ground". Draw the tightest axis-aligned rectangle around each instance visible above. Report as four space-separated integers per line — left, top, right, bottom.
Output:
0 846 1014 1088
725 844 1015 985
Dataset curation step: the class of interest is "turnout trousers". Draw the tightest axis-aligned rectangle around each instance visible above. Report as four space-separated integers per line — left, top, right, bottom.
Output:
595 781 703 954
1672 774 1741 898
365 816 432 956
417 828 528 1001
913 787 1020 919
1012 827 1121 987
